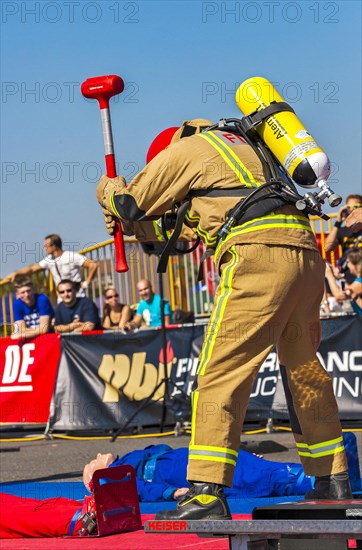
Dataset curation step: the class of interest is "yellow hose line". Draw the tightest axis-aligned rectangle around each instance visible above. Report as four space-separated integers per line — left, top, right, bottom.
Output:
0 435 46 442
52 431 179 441
242 428 269 434
0 427 360 444
0 430 187 443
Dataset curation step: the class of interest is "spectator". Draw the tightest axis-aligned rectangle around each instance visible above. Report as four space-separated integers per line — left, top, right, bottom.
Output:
124 279 172 330
5 234 97 298
11 277 54 340
324 194 362 282
345 249 362 315
324 249 362 315
102 286 132 330
325 263 349 302
54 280 100 333
346 206 362 233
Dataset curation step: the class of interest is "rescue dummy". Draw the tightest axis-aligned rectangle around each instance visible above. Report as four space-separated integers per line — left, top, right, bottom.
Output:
96 87 352 521
7 444 358 538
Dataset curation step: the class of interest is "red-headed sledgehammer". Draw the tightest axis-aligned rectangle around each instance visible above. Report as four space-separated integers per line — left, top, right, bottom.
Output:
81 74 129 273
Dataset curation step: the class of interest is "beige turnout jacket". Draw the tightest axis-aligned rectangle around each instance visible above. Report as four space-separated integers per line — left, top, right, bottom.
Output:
111 130 319 270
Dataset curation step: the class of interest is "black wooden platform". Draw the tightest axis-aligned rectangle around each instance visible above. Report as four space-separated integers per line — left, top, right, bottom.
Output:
144 500 362 549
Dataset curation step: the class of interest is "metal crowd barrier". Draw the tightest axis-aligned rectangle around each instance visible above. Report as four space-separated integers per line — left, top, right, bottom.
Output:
0 214 341 337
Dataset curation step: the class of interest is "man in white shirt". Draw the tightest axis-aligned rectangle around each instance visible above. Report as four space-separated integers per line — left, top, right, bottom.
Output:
5 234 97 297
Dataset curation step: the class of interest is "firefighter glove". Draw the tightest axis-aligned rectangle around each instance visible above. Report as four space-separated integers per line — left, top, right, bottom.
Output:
96 175 126 215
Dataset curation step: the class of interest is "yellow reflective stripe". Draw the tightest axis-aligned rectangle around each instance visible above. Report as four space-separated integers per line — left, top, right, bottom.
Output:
197 246 238 376
189 444 238 457
190 391 199 445
185 212 199 222
296 436 343 450
296 436 345 458
152 220 164 242
109 192 119 217
185 207 217 245
298 446 345 459
215 214 312 263
181 495 217 507
196 225 218 246
189 455 237 466
199 132 259 188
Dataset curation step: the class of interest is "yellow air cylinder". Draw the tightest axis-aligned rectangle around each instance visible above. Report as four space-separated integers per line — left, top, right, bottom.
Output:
236 76 330 188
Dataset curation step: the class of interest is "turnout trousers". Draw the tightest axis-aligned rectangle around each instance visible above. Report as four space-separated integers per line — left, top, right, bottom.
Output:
187 244 348 487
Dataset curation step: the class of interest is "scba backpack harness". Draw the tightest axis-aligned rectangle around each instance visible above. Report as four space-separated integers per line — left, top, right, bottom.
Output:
157 102 340 275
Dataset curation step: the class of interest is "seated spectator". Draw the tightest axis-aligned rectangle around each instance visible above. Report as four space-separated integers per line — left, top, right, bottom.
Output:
102 286 132 330
324 249 362 315
324 194 362 283
11 277 54 340
124 279 172 331
321 263 346 314
54 280 101 333
345 249 362 315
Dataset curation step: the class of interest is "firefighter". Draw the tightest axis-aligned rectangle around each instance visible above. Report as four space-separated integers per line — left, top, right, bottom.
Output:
96 118 351 521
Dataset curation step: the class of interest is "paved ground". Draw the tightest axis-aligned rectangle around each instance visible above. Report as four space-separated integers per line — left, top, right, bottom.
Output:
1 426 361 484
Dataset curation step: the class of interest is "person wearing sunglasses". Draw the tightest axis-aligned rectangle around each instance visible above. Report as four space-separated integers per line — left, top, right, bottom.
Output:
324 194 362 283
102 286 132 330
325 249 362 316
54 279 100 334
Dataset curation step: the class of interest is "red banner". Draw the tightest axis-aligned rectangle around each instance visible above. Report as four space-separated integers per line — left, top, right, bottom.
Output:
0 334 61 424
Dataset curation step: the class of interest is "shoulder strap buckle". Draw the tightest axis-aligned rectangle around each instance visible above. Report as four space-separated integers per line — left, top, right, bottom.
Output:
239 101 295 134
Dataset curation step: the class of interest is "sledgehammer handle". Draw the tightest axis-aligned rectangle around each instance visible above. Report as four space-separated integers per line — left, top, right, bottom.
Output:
99 108 129 272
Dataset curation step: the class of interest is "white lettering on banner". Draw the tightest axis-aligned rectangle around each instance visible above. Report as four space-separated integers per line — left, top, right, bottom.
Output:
317 350 362 373
259 352 279 373
175 357 198 378
250 376 278 398
332 377 361 398
97 349 361 403
1 344 34 391
175 357 189 377
350 351 362 372
19 345 34 382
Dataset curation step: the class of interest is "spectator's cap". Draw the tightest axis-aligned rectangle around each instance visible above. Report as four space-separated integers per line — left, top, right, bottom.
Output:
146 119 214 164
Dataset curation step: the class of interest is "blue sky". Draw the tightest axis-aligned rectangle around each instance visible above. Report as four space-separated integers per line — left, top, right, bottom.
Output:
1 0 361 275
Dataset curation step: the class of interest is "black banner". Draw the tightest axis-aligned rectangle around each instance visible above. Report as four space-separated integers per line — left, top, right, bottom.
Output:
49 325 204 431
254 316 362 422
49 317 362 431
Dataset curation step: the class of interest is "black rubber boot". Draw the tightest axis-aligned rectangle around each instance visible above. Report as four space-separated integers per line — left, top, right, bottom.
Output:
155 482 232 520
305 471 353 500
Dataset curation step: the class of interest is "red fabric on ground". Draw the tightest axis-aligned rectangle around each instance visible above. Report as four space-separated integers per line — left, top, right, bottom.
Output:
1 500 356 550
0 493 83 538
0 507 250 547
0 512 358 549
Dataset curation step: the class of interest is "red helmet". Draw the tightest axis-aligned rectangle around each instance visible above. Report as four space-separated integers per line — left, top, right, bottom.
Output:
146 127 179 164
146 119 214 163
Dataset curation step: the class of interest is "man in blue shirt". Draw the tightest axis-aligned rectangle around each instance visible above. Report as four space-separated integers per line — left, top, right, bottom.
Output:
125 279 172 330
54 279 100 333
12 277 54 340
